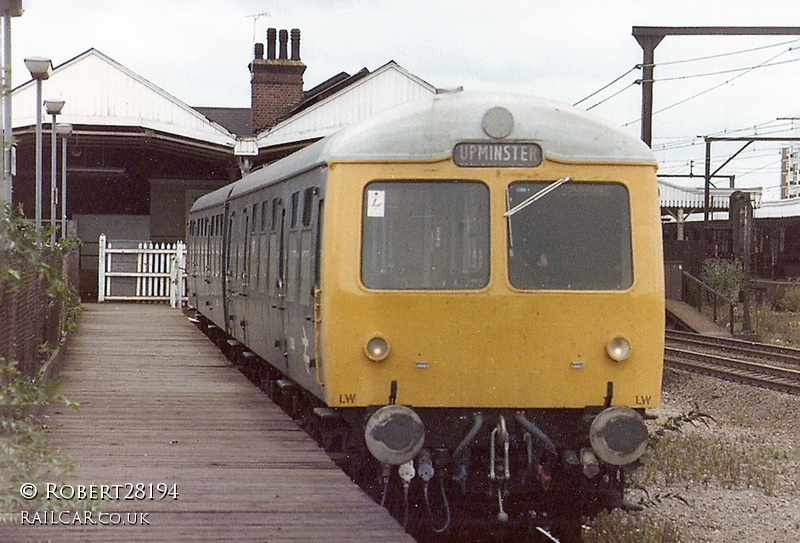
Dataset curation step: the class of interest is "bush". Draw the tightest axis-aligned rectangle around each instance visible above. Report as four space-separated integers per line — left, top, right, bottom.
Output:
776 285 800 313
0 357 79 521
0 206 84 522
700 258 743 302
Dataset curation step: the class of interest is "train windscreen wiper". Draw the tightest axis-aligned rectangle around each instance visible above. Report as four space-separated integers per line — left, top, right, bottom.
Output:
505 177 571 253
504 177 571 218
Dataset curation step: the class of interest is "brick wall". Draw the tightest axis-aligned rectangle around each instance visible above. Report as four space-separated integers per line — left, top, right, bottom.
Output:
250 28 307 135
250 59 306 133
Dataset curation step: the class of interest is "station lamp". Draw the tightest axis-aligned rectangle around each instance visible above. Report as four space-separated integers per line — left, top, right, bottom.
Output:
24 56 52 237
44 98 64 243
55 123 72 239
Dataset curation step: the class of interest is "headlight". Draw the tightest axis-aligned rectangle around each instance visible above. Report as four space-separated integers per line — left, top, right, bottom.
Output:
606 336 631 362
365 336 390 362
364 405 425 465
589 406 649 466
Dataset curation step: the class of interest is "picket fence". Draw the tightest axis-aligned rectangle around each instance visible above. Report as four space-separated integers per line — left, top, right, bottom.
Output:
97 234 187 308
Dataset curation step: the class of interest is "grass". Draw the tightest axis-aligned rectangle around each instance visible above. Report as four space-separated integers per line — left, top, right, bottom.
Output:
630 431 797 496
585 406 799 542
584 509 680 543
751 304 800 347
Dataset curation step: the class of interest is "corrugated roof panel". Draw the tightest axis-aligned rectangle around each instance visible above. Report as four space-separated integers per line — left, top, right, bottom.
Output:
659 179 762 210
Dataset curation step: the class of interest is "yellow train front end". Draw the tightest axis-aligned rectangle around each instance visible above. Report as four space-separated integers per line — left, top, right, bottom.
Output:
312 93 663 538
321 163 663 412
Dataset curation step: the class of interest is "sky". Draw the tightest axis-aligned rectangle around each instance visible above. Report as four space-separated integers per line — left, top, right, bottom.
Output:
8 0 800 200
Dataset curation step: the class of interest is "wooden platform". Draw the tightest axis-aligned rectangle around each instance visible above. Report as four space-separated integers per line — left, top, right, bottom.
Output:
665 299 733 337
1 303 414 543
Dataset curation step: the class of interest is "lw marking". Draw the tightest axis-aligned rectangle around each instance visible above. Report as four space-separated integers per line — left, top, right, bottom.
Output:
635 395 652 406
339 393 357 404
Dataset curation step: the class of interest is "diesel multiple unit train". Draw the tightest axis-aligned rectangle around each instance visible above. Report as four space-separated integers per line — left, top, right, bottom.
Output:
186 91 664 540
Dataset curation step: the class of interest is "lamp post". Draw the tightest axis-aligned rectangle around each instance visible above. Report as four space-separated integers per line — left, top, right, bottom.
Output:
24 56 51 238
1 1 24 208
44 98 63 244
55 123 72 239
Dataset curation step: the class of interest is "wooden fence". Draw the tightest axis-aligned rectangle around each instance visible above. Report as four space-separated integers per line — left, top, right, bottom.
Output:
97 234 186 307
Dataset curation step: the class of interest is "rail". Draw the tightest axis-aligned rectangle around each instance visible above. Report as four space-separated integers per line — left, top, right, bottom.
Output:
681 270 737 333
664 331 800 395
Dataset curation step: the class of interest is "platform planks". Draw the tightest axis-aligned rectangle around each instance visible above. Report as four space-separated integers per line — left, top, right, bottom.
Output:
2 303 414 542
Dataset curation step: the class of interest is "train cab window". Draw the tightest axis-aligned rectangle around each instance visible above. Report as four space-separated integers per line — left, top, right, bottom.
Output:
506 181 632 290
362 181 489 290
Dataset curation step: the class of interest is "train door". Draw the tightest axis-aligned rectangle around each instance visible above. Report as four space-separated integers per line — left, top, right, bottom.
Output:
240 211 251 343
222 209 236 335
267 198 288 369
283 187 321 387
283 191 302 376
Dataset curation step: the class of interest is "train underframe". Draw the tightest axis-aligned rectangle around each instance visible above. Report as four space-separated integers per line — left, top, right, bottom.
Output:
194 315 643 542
344 407 630 542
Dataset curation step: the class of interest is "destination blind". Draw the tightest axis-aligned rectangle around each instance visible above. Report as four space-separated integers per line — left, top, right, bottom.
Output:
453 141 543 168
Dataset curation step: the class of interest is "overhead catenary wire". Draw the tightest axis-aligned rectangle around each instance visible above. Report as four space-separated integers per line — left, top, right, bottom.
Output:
573 66 639 106
656 55 800 82
652 119 800 153
623 47 794 128
574 37 800 114
656 37 800 67
585 82 638 111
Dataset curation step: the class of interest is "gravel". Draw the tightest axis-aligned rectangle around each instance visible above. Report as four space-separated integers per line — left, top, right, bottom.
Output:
623 367 800 542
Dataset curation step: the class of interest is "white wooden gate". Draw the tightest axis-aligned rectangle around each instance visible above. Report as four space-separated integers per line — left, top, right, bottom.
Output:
97 234 186 308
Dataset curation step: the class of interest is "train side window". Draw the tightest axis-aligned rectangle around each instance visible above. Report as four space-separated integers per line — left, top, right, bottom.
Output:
251 204 258 233
226 213 235 277
271 198 282 231
302 187 316 227
290 192 300 228
261 201 269 231
314 199 324 290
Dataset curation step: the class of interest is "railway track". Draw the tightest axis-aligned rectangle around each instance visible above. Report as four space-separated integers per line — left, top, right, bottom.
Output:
664 330 800 395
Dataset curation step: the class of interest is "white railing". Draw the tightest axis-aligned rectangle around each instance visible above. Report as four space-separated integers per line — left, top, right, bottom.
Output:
97 234 186 308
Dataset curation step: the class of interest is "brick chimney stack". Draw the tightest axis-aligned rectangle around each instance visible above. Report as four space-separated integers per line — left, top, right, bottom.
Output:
250 28 307 134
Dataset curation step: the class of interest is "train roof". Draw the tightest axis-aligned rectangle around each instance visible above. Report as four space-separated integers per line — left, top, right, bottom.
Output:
191 91 656 212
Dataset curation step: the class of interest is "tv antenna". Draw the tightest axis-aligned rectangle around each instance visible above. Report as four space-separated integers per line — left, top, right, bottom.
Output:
247 11 271 43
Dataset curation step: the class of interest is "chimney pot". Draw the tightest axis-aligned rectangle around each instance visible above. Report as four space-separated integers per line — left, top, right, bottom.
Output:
250 27 307 134
279 29 289 60
267 28 277 60
254 43 264 60
291 29 301 61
